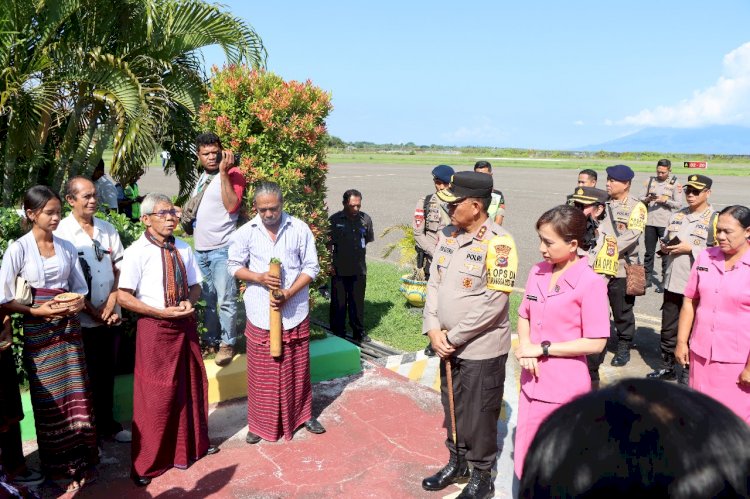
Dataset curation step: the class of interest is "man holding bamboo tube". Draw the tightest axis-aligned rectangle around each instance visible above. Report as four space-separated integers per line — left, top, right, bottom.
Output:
421 172 517 499
227 182 324 444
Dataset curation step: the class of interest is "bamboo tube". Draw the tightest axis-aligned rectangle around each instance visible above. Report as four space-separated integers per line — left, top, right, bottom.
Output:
269 258 283 357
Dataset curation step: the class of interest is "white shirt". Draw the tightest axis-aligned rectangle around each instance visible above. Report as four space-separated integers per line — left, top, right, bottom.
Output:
0 231 88 304
55 214 125 327
95 175 120 211
118 233 202 310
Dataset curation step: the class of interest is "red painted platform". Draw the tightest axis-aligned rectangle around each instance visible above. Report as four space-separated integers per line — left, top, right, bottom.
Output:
27 362 459 498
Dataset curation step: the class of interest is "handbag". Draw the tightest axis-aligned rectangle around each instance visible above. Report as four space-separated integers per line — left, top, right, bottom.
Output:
606 204 647 296
15 276 33 305
180 174 214 235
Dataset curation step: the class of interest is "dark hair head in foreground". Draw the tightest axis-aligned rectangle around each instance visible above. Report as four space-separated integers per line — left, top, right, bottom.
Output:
520 378 750 498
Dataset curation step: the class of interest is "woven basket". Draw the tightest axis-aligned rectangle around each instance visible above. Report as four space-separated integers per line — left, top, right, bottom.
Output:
399 274 427 307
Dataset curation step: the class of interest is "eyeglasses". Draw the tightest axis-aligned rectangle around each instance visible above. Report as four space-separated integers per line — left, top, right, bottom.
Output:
149 209 179 218
93 240 111 262
684 187 706 195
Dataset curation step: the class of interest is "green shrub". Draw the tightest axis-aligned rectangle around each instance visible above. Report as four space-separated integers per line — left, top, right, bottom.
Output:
198 66 332 284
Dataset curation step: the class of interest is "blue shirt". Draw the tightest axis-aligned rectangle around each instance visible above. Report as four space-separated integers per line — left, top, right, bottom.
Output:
227 213 319 330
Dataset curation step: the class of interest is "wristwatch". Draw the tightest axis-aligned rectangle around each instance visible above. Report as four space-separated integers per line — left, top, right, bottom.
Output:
541 341 551 357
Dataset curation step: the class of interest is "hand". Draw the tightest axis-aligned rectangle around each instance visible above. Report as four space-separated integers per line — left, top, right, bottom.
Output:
738 367 750 388
270 289 288 310
666 240 692 256
66 296 85 315
30 301 66 321
96 293 118 322
427 329 455 359
515 342 544 360
659 240 669 254
0 317 11 351
675 341 690 367
519 356 540 378
258 272 282 289
657 195 669 204
105 312 121 326
159 302 194 320
219 150 235 174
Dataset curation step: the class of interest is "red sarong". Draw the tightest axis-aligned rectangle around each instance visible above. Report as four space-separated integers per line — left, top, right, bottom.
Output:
246 317 312 441
132 316 209 478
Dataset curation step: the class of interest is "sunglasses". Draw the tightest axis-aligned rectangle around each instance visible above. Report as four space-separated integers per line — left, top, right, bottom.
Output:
684 187 706 195
93 240 111 262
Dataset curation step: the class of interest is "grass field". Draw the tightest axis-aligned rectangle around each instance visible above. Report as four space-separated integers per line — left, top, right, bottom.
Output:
310 260 521 353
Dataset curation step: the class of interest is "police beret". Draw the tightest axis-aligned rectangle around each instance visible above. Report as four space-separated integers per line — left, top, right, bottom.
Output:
436 171 492 202
605 164 635 182
431 164 455 183
686 174 712 190
569 186 608 205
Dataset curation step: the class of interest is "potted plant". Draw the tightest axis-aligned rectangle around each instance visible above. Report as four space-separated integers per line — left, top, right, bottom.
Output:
380 224 428 307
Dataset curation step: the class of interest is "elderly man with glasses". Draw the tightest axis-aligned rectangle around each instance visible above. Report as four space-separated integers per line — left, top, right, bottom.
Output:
55 176 131 446
118 193 218 487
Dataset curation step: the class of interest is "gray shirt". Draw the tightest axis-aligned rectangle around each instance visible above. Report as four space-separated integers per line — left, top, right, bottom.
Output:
640 176 683 228
601 196 647 278
413 193 451 258
662 205 716 294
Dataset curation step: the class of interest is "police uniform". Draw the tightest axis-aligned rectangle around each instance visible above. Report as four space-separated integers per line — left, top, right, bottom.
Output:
328 209 374 341
594 165 647 368
421 172 517 497
640 171 683 283
413 193 451 277
649 174 716 381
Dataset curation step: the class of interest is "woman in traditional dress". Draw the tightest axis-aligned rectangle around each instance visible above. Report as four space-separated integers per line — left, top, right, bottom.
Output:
0 186 97 492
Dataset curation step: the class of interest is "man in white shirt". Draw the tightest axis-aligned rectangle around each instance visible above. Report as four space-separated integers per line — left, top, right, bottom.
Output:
91 160 119 212
55 176 131 445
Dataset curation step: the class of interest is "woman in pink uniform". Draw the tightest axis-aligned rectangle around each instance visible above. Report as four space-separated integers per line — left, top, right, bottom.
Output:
675 204 750 423
514 205 610 477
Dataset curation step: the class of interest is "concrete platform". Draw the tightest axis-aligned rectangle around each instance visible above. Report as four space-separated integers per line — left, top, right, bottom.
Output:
19 334 361 441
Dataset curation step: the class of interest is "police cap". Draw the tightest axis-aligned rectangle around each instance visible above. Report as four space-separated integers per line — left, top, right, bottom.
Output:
432 164 455 183
605 164 635 182
686 174 712 190
569 186 608 206
436 171 493 202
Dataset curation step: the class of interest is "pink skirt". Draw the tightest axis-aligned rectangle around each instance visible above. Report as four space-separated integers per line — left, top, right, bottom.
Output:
514 391 561 478
690 351 750 424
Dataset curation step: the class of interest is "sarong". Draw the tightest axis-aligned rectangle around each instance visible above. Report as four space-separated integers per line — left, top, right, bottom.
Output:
22 288 97 479
246 317 312 441
690 351 750 424
514 391 561 478
132 316 209 478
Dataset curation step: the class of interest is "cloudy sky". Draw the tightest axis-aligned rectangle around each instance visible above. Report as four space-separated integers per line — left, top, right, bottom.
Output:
202 1 750 149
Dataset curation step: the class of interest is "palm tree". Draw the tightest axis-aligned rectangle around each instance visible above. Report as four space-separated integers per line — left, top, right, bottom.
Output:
0 0 266 200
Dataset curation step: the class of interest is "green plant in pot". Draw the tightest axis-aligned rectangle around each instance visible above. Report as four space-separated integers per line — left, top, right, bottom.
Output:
380 224 427 307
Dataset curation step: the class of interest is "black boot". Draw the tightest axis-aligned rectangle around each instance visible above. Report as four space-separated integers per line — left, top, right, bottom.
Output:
611 342 631 367
678 365 690 385
457 468 494 499
421 454 469 491
424 342 436 357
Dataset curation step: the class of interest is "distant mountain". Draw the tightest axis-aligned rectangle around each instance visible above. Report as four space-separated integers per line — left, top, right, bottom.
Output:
577 126 750 155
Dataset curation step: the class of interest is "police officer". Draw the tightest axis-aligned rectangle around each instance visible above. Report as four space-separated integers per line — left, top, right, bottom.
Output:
640 159 683 289
647 174 716 383
473 161 505 225
329 189 374 343
420 172 517 499
594 165 647 369
414 164 454 356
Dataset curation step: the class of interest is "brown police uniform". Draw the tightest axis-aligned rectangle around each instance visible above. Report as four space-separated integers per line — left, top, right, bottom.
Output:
422 218 516 471
640 175 684 281
413 194 451 277
657 204 717 371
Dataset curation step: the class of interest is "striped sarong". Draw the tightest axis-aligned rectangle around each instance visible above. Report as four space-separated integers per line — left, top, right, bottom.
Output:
132 316 209 478
246 317 312 441
23 288 97 479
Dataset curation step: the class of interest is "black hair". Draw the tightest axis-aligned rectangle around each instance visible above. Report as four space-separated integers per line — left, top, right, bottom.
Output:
520 378 750 498
195 132 222 150
94 159 105 173
536 205 588 250
719 205 750 229
65 176 94 199
657 158 672 168
579 169 597 180
474 160 492 171
343 189 362 204
23 185 62 220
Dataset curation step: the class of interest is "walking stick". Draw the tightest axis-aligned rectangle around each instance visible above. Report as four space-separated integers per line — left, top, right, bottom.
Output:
445 357 457 445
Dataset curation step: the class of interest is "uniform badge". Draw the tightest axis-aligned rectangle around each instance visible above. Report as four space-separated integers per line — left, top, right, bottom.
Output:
694 239 701 245
462 277 473 289
494 244 512 267
617 222 627 232
438 256 446 265
576 188 584 195
690 175 697 181
476 226 487 240
470 245 483 252
606 238 617 257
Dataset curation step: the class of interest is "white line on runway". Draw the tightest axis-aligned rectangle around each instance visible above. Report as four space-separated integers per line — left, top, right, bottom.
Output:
328 174 397 179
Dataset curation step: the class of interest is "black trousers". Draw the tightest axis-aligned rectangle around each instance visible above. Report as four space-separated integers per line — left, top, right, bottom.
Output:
440 355 507 471
0 347 25 473
644 225 667 281
0 423 24 473
588 277 635 378
329 275 366 339
82 325 123 440
659 291 683 369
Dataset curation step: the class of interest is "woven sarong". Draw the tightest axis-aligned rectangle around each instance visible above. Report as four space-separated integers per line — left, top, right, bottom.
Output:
246 317 312 441
22 288 97 479
132 316 209 478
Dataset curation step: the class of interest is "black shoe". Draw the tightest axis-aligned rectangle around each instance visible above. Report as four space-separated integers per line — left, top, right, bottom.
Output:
245 431 261 444
655 287 664 293
422 454 469 491
457 468 494 499
304 418 326 434
678 366 690 385
611 345 631 367
646 368 676 380
206 445 220 455
131 472 151 487
424 343 436 357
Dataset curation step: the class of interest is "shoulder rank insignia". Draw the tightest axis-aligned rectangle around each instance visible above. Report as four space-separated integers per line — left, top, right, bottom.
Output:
476 226 487 240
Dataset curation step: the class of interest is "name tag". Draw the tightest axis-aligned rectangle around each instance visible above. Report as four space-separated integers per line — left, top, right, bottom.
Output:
526 294 538 301
697 266 709 272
